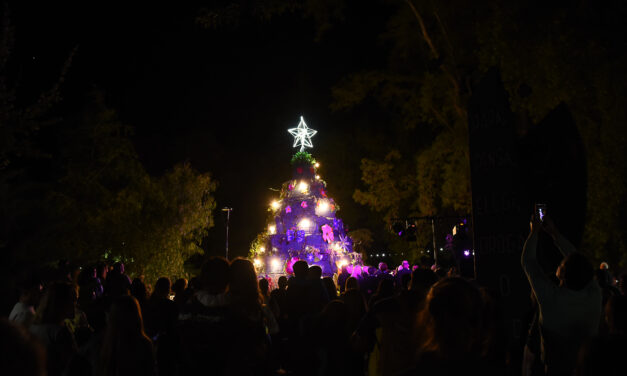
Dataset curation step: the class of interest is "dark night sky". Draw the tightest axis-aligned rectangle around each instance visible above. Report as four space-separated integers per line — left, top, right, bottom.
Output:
11 2 392 258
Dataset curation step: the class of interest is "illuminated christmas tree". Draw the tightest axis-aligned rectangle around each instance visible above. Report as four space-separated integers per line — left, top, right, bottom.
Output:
250 117 361 277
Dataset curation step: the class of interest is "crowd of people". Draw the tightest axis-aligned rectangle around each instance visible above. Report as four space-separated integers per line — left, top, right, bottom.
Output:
2 216 626 376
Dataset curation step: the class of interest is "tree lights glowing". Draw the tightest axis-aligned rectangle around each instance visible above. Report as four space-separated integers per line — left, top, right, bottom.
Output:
288 116 317 152
298 181 309 193
249 118 361 276
315 199 330 216
298 218 312 231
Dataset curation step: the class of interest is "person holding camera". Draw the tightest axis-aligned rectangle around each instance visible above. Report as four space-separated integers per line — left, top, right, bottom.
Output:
521 214 601 376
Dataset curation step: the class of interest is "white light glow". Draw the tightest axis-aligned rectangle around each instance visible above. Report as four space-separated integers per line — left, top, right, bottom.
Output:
298 181 309 193
315 175 320 180
315 200 329 215
268 225 276 235
254 259 262 267
337 258 348 268
271 200 280 210
288 116 317 152
259 246 265 253
298 218 311 231
271 258 281 270
315 162 320 168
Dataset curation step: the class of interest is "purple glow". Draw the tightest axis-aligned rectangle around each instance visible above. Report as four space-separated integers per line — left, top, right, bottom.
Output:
398 231 403 236
463 250 470 257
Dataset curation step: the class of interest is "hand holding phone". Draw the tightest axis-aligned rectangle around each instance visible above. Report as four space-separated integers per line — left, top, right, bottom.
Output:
535 204 547 223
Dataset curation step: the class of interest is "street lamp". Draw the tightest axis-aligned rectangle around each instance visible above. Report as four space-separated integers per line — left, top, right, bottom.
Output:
222 207 233 260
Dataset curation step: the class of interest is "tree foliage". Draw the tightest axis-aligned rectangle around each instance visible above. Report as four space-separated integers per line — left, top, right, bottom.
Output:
200 1 626 268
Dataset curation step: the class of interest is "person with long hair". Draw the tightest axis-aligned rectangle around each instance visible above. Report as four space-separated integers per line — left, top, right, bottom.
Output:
407 277 499 375
226 258 278 374
98 295 154 376
29 282 78 376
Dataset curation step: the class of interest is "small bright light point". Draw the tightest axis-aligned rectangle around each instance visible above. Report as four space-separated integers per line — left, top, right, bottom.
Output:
315 162 320 168
463 250 471 257
440 248 443 251
298 218 311 230
254 259 262 267
268 225 276 235
271 200 280 210
271 258 281 270
315 175 320 179
298 181 309 193
259 247 265 253
382 253 386 257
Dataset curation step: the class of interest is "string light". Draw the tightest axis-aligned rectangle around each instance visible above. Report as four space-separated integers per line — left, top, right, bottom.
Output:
288 116 317 152
268 225 276 235
271 200 280 210
298 218 311 231
315 162 320 168
254 259 262 267
298 181 309 193
259 246 265 253
315 199 329 215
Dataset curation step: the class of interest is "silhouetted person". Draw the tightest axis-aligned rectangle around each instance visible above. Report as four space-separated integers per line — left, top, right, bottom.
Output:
104 262 131 297
359 268 437 376
307 265 330 313
322 277 338 300
405 278 498 375
341 277 366 332
0 318 46 376
396 260 411 290
260 277 280 319
144 277 177 340
30 282 78 376
311 300 351 375
172 278 188 310
130 278 148 312
522 216 601 375
98 296 155 376
10 279 42 328
337 265 351 294
226 258 278 374
368 278 394 308
176 257 231 375
270 275 289 321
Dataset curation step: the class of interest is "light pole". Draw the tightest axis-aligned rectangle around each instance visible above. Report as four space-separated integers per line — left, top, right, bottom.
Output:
222 207 232 260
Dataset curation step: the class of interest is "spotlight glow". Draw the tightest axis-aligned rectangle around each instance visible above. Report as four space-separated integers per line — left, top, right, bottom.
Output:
315 199 330 216
298 181 309 193
298 218 311 231
271 258 281 270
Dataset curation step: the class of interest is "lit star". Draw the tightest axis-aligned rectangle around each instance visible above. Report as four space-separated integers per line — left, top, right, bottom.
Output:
288 116 317 152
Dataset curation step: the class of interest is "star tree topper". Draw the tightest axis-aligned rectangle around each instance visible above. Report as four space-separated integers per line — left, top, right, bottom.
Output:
288 116 317 152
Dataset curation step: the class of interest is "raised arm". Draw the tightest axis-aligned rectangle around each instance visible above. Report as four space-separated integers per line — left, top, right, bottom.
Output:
521 218 555 305
543 217 577 257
